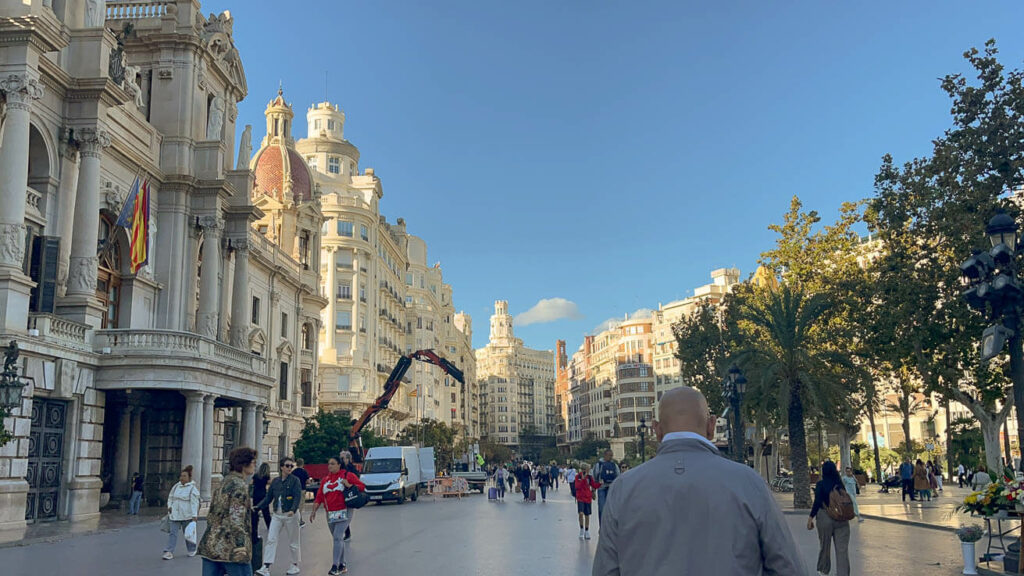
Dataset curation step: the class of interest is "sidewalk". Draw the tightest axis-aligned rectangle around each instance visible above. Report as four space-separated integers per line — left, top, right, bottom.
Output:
0 506 168 549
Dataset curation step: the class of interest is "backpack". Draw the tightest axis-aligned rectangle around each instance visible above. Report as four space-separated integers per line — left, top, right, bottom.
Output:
826 485 856 522
598 461 618 484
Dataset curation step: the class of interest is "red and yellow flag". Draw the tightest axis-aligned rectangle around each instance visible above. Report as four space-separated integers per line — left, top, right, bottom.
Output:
115 175 150 273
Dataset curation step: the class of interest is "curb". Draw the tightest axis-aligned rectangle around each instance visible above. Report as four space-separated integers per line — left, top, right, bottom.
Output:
0 516 169 549
780 509 958 533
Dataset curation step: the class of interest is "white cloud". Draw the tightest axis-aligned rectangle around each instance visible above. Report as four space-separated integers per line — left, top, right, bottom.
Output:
590 308 655 335
514 298 584 327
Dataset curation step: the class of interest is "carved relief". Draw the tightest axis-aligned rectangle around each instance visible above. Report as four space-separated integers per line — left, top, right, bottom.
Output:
199 312 219 338
84 0 105 27
196 59 208 92
207 94 225 141
236 125 252 169
78 128 111 158
67 256 98 294
0 223 26 270
123 64 145 110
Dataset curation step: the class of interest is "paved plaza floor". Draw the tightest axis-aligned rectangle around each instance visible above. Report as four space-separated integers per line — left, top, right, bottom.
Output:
0 485 983 575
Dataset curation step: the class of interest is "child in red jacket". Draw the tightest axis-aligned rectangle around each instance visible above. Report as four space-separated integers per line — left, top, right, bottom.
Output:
574 463 601 540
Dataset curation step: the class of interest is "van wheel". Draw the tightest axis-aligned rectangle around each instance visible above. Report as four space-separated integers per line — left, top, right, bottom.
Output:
411 489 418 502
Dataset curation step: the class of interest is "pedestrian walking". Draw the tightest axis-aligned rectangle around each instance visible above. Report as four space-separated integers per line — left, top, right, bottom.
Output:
252 462 272 529
507 466 515 493
129 472 144 515
972 465 992 491
914 459 931 501
517 465 531 501
574 463 600 540
899 458 916 502
340 451 358 542
254 457 303 576
310 456 366 576
495 467 506 500
592 387 804 575
163 465 200 559
566 466 578 499
198 447 258 576
808 461 852 576
958 462 966 488
592 449 620 525
550 462 560 490
538 465 551 502
842 466 863 523
291 458 310 527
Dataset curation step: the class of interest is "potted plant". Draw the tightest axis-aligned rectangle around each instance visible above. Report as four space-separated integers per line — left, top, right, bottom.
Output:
955 524 984 575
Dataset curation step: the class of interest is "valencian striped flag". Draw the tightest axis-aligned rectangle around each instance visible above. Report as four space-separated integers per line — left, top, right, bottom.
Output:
114 175 150 273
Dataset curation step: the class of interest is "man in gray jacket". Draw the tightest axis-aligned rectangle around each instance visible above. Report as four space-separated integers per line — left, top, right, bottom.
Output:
592 387 806 576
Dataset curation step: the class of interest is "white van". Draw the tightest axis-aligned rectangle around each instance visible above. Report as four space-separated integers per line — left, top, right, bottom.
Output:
360 446 434 504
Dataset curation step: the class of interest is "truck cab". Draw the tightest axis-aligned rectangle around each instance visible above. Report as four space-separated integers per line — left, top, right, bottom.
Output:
360 446 433 504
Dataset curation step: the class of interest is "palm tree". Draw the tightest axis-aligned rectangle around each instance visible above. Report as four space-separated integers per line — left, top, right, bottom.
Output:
734 283 848 509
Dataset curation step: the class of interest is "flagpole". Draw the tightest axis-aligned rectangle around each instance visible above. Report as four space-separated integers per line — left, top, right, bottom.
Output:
98 167 144 261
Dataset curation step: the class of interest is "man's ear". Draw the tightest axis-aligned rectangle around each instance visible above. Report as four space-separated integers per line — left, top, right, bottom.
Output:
705 416 716 440
652 420 664 442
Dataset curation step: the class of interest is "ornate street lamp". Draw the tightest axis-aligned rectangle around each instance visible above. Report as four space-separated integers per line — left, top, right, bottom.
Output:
0 341 26 410
262 418 271 436
638 417 647 463
725 363 748 464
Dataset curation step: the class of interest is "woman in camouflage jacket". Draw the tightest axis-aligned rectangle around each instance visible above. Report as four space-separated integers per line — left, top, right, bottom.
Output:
199 447 258 575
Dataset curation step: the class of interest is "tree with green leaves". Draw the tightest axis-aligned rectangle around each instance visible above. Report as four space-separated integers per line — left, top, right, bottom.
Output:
397 419 458 471
293 410 389 464
572 433 610 462
673 300 729 415
865 40 1024 473
479 439 513 465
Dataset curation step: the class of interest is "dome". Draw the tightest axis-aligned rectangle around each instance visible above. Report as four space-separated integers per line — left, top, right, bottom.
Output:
253 145 313 202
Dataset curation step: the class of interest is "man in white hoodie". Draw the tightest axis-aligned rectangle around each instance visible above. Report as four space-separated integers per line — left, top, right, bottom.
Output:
163 465 200 559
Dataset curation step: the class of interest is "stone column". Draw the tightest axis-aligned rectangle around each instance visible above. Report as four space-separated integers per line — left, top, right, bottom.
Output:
351 252 360 345
325 246 336 351
55 132 81 298
241 402 257 451
201 395 215 500
218 250 234 341
0 74 43 334
114 406 132 498
64 127 111 327
128 407 143 479
229 241 249 348
255 406 266 464
196 216 221 339
181 392 205 494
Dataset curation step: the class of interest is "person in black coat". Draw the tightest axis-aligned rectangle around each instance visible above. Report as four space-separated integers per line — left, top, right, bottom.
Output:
252 462 271 529
807 461 851 576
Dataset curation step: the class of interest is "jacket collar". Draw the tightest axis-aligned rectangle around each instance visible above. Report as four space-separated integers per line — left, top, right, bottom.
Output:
657 437 721 457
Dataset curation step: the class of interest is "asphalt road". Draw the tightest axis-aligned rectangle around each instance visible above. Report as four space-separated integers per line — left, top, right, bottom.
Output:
0 483 974 575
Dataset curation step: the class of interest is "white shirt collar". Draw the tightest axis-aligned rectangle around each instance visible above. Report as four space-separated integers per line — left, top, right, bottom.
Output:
661 431 717 450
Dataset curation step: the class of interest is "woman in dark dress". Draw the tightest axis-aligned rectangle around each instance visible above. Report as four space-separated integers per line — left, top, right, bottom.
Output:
252 462 271 529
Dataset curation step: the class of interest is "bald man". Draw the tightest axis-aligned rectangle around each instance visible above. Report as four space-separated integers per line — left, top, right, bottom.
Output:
592 387 806 576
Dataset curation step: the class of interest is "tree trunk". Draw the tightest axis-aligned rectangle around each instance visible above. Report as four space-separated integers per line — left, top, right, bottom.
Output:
839 427 853 473
945 399 954 482
983 420 1003 475
789 381 812 509
901 404 912 459
1005 418 1013 470
868 401 882 483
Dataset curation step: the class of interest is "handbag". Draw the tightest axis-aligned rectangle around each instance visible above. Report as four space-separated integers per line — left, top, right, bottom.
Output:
159 514 170 533
327 508 348 523
344 484 368 509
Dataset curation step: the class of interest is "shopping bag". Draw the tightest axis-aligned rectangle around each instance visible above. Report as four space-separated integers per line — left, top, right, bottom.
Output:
184 520 197 545
159 514 170 533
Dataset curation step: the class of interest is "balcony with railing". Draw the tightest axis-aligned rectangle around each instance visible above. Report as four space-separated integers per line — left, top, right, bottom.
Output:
28 313 89 352
106 0 170 21
94 329 268 375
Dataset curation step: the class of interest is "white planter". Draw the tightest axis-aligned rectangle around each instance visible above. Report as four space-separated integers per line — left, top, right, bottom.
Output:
961 541 978 575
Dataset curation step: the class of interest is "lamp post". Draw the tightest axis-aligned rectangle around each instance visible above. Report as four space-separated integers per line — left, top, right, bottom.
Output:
960 210 1024 475
638 417 647 463
725 363 748 464
0 341 26 411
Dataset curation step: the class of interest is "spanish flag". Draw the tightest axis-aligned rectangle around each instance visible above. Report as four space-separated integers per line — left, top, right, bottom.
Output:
115 175 150 273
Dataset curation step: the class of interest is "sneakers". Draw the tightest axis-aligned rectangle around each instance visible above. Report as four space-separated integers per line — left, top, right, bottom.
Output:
343 532 351 542
256 566 271 576
584 530 591 540
339 565 349 574
330 566 339 576
579 528 585 539
161 551 173 560
287 564 301 575
188 548 197 557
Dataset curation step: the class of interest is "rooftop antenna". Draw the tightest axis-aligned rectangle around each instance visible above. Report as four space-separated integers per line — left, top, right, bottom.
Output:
278 79 283 97
324 70 328 102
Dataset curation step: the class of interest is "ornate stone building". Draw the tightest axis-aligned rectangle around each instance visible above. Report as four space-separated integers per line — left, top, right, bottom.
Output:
0 0 321 529
295 101 477 440
476 301 556 449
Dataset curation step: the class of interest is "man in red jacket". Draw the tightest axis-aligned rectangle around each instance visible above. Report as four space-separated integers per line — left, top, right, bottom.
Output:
574 463 601 540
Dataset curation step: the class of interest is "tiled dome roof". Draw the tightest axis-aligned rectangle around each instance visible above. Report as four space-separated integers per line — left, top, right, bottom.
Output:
253 146 312 202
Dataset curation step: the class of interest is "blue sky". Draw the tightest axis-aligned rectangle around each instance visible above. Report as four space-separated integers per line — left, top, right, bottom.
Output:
215 0 1024 353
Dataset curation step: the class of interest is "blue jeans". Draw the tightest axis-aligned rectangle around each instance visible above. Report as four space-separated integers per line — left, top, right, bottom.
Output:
165 519 197 555
539 485 547 500
596 488 609 524
128 490 143 515
202 558 253 576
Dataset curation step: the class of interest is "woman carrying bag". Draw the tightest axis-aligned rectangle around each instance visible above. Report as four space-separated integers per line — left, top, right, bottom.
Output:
163 465 200 560
310 457 366 575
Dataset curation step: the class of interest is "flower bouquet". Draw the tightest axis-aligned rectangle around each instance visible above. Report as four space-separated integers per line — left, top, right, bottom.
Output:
955 525 984 543
956 482 1010 517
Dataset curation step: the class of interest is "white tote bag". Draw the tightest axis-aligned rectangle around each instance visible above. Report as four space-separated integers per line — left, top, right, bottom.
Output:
184 520 197 545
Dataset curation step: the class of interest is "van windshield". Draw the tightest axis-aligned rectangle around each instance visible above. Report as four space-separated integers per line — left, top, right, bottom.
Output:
362 458 402 474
